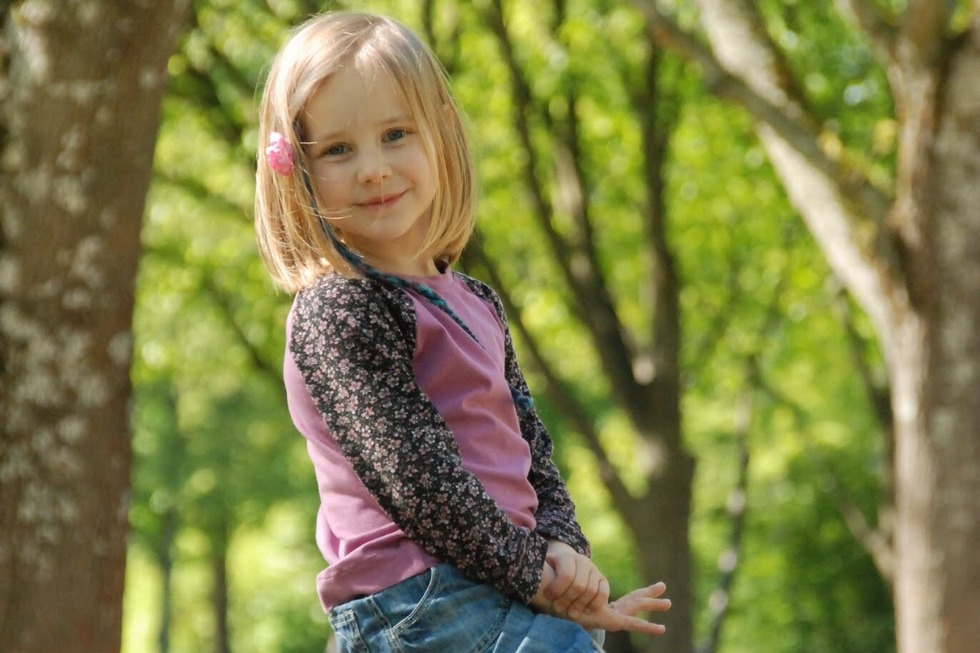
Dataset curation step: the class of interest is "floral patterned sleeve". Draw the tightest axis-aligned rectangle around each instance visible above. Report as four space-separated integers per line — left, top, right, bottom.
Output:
463 278 592 557
289 274 549 603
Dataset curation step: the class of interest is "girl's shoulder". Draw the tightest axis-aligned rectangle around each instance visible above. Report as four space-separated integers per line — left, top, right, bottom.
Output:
292 272 413 324
451 271 506 320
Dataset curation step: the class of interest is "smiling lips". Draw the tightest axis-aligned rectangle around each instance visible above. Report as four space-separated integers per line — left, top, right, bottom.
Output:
358 190 406 210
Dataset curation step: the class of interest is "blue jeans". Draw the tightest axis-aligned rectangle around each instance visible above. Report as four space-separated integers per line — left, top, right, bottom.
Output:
327 564 605 652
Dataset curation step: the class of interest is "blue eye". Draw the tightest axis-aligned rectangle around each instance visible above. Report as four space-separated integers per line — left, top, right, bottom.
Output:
323 143 350 157
383 128 407 143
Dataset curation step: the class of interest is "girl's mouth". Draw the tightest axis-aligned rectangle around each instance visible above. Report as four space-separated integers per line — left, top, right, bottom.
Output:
359 190 406 210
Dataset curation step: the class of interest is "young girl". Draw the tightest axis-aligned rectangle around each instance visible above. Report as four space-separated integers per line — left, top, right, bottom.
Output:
254 11 670 652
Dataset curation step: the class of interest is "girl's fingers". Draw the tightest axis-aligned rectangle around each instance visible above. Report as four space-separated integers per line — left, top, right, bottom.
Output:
571 574 609 618
568 564 608 619
614 583 667 605
630 582 667 597
559 581 670 635
612 590 671 614
586 577 610 613
552 571 584 612
616 616 667 635
550 553 594 612
570 604 667 635
546 555 575 600
612 596 672 616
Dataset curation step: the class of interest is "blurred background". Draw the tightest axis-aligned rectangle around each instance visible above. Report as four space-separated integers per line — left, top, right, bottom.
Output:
6 1 978 653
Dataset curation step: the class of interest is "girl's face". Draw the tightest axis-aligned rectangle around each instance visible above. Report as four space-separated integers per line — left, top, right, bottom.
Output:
302 66 438 277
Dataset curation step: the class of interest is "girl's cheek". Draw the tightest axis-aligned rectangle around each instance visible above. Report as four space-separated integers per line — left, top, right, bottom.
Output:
317 170 340 189
314 167 346 185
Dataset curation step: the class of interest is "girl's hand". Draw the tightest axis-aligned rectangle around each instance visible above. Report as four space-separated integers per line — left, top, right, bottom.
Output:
532 562 671 636
569 582 671 636
543 540 609 618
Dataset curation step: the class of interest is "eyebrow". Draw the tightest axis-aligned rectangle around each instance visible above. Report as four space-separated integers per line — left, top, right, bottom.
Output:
309 115 414 145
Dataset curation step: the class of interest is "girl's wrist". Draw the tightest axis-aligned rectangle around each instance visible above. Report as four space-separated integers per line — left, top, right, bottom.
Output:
530 559 557 611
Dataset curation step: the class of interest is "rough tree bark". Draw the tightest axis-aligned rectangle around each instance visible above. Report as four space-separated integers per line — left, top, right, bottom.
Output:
0 2 188 652
631 1 980 652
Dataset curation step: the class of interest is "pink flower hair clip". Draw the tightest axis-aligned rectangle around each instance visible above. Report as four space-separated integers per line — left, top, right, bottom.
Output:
265 131 295 176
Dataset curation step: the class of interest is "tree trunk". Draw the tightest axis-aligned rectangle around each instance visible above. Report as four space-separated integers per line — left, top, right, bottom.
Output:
158 509 178 653
890 24 980 653
630 458 695 653
0 2 188 652
677 2 980 652
212 535 230 653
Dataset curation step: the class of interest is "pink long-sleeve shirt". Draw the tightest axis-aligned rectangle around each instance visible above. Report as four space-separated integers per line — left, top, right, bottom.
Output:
284 269 589 611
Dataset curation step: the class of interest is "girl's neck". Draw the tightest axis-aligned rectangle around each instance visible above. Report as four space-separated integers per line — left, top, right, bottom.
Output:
357 251 440 279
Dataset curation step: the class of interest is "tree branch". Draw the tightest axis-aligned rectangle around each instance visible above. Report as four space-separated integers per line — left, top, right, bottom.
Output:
697 372 753 653
206 41 255 111
630 0 892 227
169 7 252 149
753 370 895 582
629 0 905 351
686 248 740 376
743 263 893 582
829 469 895 584
478 0 647 417
478 0 556 234
702 0 815 118
827 279 895 566
828 281 893 432
154 173 251 221
201 276 283 388
633 34 682 416
463 237 639 515
901 0 957 66
421 0 438 58
833 0 897 65
168 66 245 149
420 0 462 75
687 215 806 381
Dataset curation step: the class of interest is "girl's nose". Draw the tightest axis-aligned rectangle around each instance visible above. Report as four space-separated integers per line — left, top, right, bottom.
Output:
356 149 391 184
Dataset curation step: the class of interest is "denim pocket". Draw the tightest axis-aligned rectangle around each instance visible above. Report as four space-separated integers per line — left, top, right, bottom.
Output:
384 565 442 635
381 565 509 653
328 607 368 653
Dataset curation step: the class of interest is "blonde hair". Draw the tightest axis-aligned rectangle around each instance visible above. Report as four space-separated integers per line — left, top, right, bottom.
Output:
254 12 476 292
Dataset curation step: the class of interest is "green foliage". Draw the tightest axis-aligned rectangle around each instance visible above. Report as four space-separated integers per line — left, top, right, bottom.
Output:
755 0 895 188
